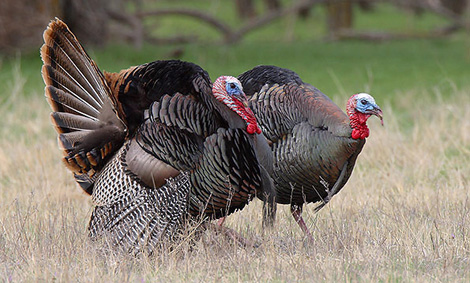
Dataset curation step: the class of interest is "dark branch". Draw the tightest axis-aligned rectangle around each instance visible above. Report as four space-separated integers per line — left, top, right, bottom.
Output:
107 9 144 48
136 9 234 42
231 0 327 43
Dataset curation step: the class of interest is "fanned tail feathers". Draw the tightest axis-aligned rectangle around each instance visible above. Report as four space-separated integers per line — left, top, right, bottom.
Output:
41 18 127 194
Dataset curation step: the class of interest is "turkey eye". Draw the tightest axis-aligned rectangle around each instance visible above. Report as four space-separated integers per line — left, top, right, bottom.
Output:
229 83 236 89
361 99 367 105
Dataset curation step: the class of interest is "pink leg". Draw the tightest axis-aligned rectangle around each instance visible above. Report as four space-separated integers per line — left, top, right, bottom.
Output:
217 216 226 226
291 206 314 242
204 222 257 247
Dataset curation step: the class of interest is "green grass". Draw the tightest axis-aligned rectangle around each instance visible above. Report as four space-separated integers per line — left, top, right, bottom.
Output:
2 38 470 107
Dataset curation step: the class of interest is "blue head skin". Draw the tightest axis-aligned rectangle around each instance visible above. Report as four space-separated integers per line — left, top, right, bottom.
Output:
354 93 382 118
212 75 261 134
356 93 380 115
225 79 244 97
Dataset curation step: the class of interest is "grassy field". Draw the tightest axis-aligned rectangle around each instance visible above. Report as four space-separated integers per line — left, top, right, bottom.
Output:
1 1 470 281
1 73 469 282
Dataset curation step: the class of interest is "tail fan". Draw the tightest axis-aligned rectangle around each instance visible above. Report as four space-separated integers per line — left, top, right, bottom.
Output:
41 18 127 194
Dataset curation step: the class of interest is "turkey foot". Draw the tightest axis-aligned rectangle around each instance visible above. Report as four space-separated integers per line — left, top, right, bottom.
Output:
204 222 258 248
217 216 226 226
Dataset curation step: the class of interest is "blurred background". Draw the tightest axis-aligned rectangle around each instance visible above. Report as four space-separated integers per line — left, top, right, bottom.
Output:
1 0 469 49
0 0 469 105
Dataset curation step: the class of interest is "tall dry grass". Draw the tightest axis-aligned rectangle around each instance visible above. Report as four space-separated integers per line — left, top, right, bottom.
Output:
0 78 469 281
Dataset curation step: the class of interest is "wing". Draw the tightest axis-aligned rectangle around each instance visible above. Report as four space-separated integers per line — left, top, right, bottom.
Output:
239 65 352 143
104 60 219 136
246 83 352 143
237 65 304 96
41 18 127 194
130 121 261 220
273 122 364 205
147 92 222 137
126 89 244 188
188 127 261 219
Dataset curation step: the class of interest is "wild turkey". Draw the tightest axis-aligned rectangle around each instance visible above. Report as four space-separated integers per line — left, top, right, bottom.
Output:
238 65 383 239
41 19 273 253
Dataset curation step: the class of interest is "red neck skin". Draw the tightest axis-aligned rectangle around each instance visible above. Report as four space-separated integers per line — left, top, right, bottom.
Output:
212 77 262 135
232 98 261 134
346 98 370 140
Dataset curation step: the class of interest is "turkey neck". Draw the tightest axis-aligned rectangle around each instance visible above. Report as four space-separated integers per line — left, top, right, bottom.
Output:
209 88 273 175
346 103 370 140
205 91 246 129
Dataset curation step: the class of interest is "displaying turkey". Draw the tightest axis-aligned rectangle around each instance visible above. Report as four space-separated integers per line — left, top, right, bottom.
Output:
238 65 383 239
41 18 273 253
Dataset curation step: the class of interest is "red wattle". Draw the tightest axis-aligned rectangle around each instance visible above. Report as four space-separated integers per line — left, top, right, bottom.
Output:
232 98 262 135
351 129 360 139
349 112 370 140
247 123 261 134
352 128 369 139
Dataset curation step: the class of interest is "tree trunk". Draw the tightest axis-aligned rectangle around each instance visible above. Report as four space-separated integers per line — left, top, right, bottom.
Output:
235 0 257 20
61 0 110 46
0 0 52 53
264 0 281 11
439 0 467 16
358 0 374 12
326 0 353 38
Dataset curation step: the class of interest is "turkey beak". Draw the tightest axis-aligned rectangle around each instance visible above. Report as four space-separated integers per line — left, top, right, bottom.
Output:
373 107 384 126
366 105 383 126
236 92 249 107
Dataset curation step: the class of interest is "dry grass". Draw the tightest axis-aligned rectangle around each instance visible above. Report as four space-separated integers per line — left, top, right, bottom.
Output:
1 79 469 282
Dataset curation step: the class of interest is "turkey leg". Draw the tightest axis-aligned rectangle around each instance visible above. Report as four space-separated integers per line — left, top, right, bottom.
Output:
205 222 258 248
291 205 314 242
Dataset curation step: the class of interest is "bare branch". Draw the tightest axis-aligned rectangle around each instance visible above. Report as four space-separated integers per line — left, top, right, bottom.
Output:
134 1 327 44
335 25 462 41
107 9 144 49
144 34 198 45
136 8 235 42
231 0 327 43
132 0 468 45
